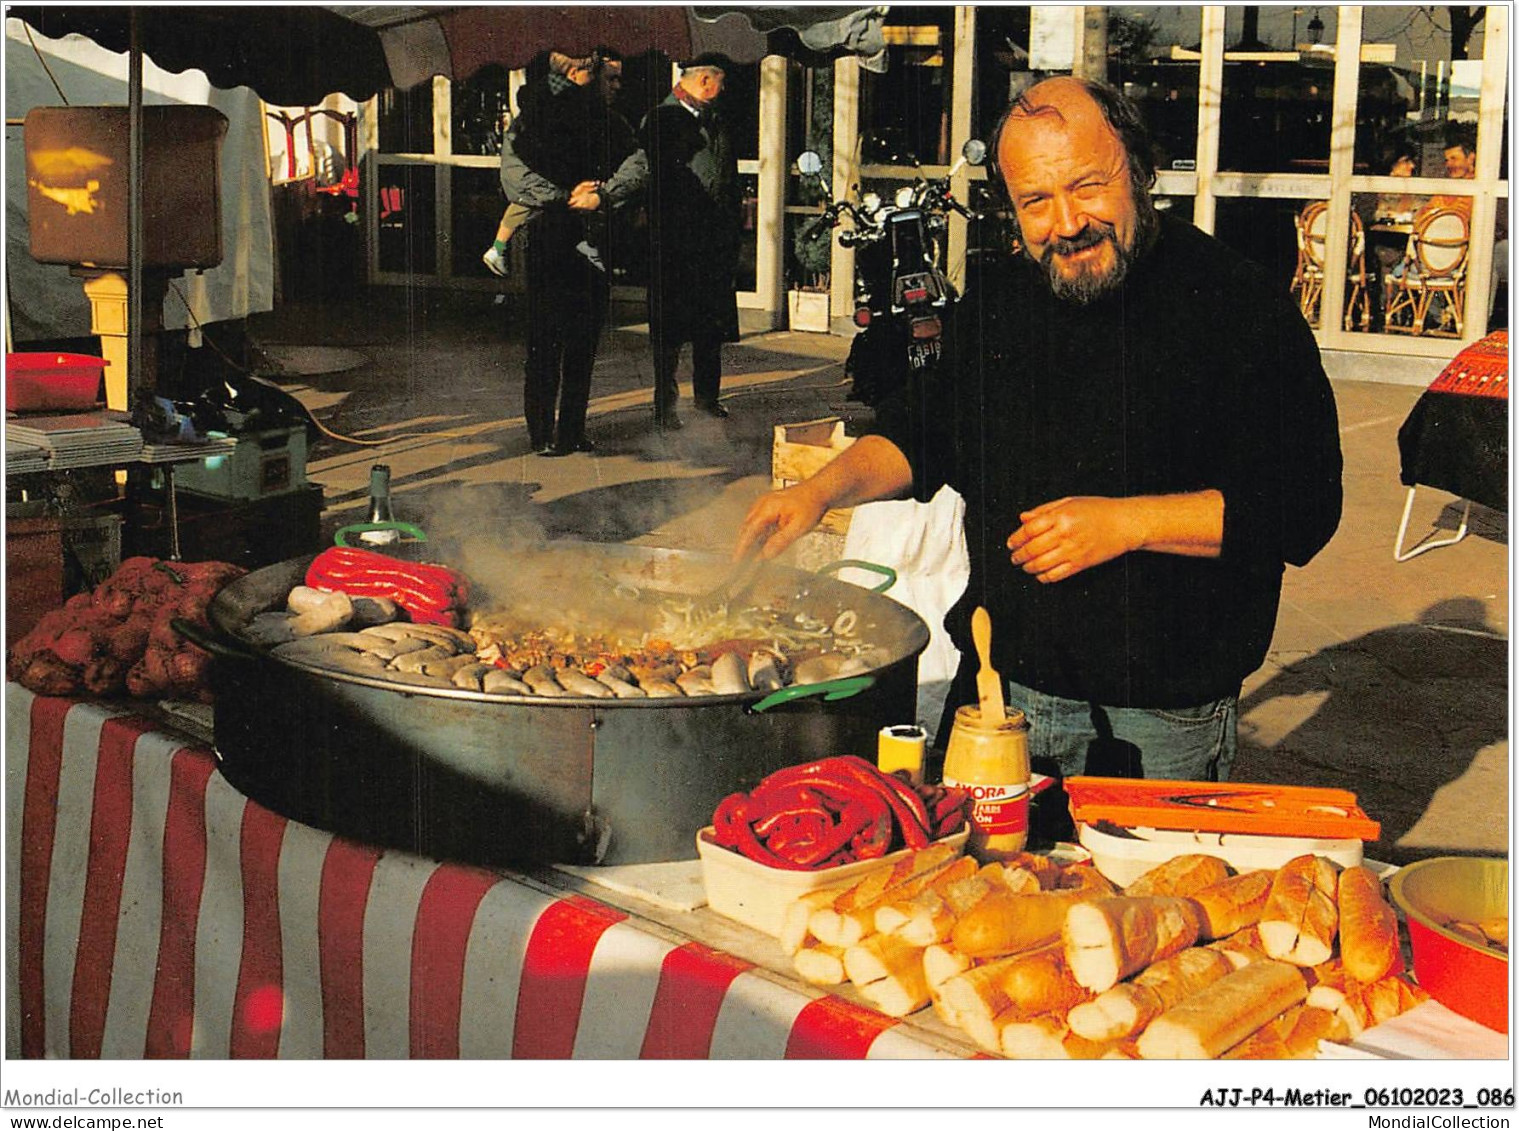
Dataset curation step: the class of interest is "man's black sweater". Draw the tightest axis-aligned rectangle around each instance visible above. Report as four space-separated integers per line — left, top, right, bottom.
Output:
873 213 1343 707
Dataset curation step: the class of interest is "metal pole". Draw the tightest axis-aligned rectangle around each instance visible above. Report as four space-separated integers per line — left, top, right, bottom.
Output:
128 11 144 416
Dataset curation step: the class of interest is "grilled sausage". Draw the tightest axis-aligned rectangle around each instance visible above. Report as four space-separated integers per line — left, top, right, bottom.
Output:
522 665 571 697
483 669 534 696
556 668 614 698
711 652 751 695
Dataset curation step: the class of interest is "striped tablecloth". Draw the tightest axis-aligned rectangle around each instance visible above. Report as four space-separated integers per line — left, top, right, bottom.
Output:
3 684 965 1061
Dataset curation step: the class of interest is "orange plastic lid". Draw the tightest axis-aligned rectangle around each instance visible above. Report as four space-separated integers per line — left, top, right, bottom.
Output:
1064 776 1381 840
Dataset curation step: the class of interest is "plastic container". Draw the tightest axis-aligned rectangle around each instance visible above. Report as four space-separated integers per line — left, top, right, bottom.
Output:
697 826 970 937
1077 822 1364 888
6 353 106 412
1388 856 1508 1033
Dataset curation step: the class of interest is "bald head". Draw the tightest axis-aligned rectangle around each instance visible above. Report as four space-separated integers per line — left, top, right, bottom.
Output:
994 77 1157 303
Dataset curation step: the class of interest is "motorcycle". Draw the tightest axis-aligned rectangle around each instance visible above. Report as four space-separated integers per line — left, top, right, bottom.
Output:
796 136 987 406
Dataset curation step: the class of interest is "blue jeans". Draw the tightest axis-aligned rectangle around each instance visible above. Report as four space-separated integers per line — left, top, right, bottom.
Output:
1005 678 1239 782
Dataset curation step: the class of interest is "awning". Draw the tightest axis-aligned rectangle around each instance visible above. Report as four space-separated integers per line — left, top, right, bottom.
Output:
7 5 888 106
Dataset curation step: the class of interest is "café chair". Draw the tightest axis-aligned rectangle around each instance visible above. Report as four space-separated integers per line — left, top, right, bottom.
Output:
1291 201 1329 326
1344 212 1372 332
1383 208 1470 337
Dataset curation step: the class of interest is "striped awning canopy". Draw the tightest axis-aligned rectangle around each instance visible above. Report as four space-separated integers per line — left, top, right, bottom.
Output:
7 5 888 106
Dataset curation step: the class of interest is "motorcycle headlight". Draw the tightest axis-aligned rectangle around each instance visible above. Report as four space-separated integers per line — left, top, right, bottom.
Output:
860 192 882 214
894 185 916 209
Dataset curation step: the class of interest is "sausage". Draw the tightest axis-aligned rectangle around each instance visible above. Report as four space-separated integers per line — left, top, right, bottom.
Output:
521 665 571 697
451 663 492 691
596 672 647 698
676 665 715 696
556 668 614 698
482 669 534 696
711 652 750 695
389 644 453 673
747 650 785 692
640 679 684 698
792 652 850 685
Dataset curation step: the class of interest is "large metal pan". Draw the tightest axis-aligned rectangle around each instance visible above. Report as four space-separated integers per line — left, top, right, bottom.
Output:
199 541 931 866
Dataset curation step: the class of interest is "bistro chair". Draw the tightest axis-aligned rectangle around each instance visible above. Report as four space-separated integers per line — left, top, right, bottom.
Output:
1383 208 1470 337
1291 201 1329 325
1344 211 1372 331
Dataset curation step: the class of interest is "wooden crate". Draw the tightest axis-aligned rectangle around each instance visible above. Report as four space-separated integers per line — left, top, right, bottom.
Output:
771 417 856 535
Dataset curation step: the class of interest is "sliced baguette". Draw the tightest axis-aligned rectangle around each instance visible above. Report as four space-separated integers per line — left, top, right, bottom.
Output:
1192 869 1275 940
1062 896 1205 991
1124 853 1231 898
952 887 1102 959
1066 945 1235 1041
793 943 847 985
1137 960 1308 1060
938 943 1090 1025
1259 855 1340 967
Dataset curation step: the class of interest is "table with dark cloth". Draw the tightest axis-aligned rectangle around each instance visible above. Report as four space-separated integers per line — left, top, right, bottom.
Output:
1397 331 1509 512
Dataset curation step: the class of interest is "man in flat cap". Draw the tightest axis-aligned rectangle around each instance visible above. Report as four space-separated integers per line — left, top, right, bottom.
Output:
577 54 741 430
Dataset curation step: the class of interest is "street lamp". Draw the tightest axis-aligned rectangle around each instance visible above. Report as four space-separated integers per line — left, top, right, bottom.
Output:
1307 9 1325 45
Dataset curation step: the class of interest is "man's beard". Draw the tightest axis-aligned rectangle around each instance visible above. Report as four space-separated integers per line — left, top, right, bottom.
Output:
1025 193 1159 305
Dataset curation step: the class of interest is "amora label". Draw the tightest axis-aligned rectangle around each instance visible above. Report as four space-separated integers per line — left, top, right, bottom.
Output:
942 777 1028 834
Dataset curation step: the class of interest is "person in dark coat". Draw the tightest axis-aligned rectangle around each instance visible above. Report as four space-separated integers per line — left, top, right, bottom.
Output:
587 54 741 430
504 50 635 456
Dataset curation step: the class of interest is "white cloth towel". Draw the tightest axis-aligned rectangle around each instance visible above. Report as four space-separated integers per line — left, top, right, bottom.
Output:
840 486 970 746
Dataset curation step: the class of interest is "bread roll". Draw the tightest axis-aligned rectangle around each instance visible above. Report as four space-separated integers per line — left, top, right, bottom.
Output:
1192 869 1275 940
1222 1005 1346 1059
952 888 1098 958
1056 863 1120 896
1208 924 1269 969
1337 866 1400 982
1066 945 1235 1041
999 1014 1119 1060
1258 854 1340 966
843 933 925 988
1062 896 1205 991
923 944 974 990
780 886 850 955
938 943 1090 1024
1137 960 1308 1060
1124 853 1231 898
793 943 847 985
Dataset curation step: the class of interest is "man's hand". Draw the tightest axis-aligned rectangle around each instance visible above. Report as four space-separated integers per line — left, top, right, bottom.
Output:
1007 496 1141 583
734 483 829 561
1007 490 1224 583
568 181 602 211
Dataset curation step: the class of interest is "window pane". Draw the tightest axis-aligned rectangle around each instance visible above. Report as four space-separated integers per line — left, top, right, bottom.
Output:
1492 196 1509 331
1345 195 1473 336
786 61 833 207
451 65 511 158
450 166 506 278
735 172 758 293
1356 6 1484 178
786 211 831 291
377 85 434 155
376 166 436 275
862 7 957 167
1218 7 1337 173
1154 194 1195 223
1213 197 1319 316
1108 6 1202 173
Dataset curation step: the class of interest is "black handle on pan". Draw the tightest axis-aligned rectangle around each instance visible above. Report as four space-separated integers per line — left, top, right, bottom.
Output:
171 617 260 661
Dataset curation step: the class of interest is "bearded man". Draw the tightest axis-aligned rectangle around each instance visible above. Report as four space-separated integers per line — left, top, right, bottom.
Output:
736 77 1343 781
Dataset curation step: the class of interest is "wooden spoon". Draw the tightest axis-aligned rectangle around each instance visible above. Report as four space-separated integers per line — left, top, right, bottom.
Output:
970 606 1006 725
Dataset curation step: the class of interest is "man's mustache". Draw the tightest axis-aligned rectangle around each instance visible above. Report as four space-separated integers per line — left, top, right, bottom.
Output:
1044 222 1117 260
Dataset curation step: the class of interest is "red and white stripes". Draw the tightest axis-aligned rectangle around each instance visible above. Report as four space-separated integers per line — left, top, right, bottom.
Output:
5 685 966 1061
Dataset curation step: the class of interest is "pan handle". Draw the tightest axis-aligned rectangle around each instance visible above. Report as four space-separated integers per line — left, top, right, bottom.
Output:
171 617 260 661
815 559 897 594
333 521 429 547
748 675 875 714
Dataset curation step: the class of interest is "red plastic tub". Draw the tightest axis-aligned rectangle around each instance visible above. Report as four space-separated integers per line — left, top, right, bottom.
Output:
6 352 107 412
1388 856 1509 1033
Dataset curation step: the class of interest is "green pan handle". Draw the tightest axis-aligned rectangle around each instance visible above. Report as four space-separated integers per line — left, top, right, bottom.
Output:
815 559 896 594
333 521 429 547
749 674 875 714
